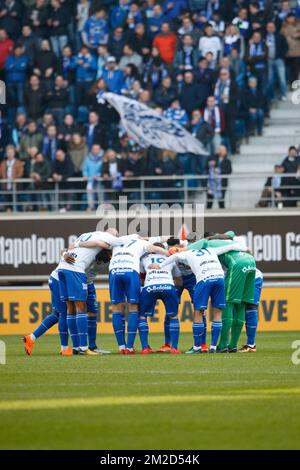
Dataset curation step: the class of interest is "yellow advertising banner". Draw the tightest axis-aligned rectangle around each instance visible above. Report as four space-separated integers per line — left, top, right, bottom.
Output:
0 286 299 335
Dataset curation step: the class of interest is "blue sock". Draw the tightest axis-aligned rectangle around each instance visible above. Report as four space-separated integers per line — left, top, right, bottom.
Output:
88 315 97 349
202 313 207 345
164 316 171 344
169 317 180 349
76 312 88 349
33 313 58 339
67 314 79 349
112 312 125 348
211 321 222 347
58 312 68 348
127 311 139 349
138 317 149 350
193 322 204 348
245 309 258 346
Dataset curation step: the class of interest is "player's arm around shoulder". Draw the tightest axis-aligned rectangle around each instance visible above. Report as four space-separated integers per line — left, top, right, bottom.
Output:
72 239 111 249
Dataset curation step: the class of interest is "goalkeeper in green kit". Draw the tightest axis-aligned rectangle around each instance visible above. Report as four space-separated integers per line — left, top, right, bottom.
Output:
188 231 256 352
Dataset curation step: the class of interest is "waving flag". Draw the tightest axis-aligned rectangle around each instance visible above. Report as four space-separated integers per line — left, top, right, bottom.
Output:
103 92 208 155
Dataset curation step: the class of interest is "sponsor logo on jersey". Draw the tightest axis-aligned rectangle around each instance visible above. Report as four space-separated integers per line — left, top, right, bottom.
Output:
242 266 256 274
111 268 134 275
145 284 173 293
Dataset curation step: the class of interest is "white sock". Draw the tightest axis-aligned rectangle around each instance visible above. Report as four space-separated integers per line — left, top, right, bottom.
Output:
61 346 69 351
30 333 36 342
119 345 126 351
193 345 201 351
210 345 216 350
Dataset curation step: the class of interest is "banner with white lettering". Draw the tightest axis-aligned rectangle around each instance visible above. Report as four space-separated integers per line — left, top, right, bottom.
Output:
103 92 208 155
0 214 299 278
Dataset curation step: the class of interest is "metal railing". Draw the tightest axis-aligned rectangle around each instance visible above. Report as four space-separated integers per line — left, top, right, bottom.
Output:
0 173 299 212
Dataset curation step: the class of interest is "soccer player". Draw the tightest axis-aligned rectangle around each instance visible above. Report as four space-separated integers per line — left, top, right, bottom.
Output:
85 249 112 354
108 235 169 354
159 241 247 353
139 243 182 354
58 229 125 355
23 265 70 356
239 268 263 352
76 232 169 353
160 237 209 353
189 232 256 352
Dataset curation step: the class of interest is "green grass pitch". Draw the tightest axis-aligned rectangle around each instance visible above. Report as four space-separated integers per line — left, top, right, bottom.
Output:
0 331 300 450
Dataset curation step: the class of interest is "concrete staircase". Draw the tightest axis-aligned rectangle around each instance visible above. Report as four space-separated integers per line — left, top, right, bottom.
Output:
228 96 300 208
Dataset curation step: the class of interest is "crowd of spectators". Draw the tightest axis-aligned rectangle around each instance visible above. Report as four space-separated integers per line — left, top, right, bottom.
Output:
0 0 300 211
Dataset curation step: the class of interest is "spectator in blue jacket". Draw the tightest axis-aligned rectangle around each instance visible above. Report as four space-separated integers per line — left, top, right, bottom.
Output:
82 143 104 210
127 2 143 31
5 44 29 108
82 8 109 50
110 0 130 30
75 45 97 106
147 4 163 39
162 0 187 23
101 55 124 94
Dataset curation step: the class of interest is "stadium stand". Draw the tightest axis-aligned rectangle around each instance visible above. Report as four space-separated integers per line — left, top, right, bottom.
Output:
0 0 300 212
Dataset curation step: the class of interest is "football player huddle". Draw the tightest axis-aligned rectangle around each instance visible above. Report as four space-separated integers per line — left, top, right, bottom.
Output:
23 229 262 356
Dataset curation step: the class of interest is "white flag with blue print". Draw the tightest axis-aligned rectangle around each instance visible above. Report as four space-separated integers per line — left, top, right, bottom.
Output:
103 92 208 155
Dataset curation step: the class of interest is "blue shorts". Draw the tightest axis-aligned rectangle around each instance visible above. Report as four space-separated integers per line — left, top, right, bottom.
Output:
253 277 263 306
140 284 179 317
49 276 67 314
177 273 196 302
109 269 140 304
87 283 98 313
58 269 88 302
193 277 226 310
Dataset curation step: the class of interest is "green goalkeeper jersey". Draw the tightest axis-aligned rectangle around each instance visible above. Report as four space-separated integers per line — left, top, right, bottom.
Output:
188 238 256 303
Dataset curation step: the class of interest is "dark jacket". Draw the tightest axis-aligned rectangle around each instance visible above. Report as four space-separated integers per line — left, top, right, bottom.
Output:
174 49 200 70
49 5 68 36
52 154 74 180
128 32 152 59
102 158 125 177
32 158 52 182
34 50 58 77
267 32 289 59
153 85 177 109
242 87 266 111
45 86 69 109
85 123 107 150
194 66 215 107
24 86 44 119
108 35 127 61
208 155 232 188
179 82 202 115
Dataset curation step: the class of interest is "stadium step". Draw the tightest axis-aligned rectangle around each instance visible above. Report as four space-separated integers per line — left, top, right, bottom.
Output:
247 136 300 146
229 94 300 209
